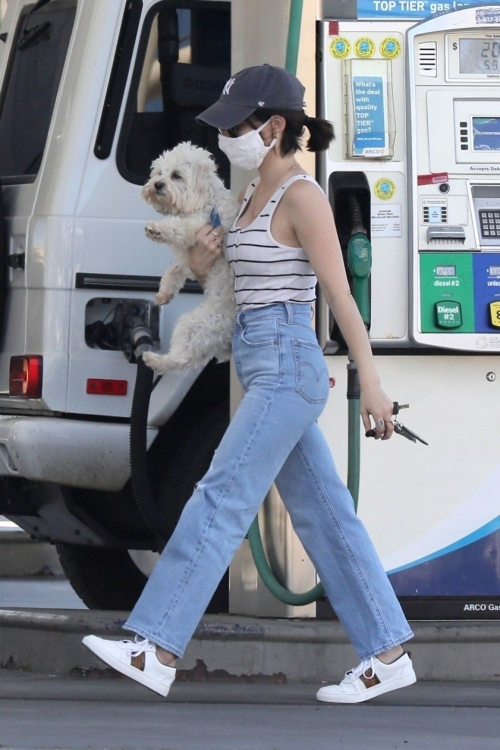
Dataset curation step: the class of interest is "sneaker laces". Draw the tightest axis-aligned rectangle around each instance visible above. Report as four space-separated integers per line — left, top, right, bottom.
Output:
345 657 375 682
123 636 155 658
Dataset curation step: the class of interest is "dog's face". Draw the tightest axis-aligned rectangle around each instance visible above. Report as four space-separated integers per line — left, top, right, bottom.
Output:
142 142 219 216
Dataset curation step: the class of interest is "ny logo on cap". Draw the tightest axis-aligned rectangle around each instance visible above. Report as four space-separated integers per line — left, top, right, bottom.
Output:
222 78 236 96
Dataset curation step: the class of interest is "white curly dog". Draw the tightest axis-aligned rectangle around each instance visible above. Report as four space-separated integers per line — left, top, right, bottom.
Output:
141 142 239 373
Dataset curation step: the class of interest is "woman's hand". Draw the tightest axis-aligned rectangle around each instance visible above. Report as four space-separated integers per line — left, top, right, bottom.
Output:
360 382 395 441
188 224 224 287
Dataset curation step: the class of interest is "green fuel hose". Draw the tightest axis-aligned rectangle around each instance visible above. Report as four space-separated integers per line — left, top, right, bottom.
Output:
285 0 304 74
246 2 371 606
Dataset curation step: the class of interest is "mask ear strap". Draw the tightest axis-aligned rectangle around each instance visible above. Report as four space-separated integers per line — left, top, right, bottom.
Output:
256 117 274 134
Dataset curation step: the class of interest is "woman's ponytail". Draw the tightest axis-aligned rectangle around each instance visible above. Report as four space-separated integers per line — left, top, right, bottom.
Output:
304 115 335 152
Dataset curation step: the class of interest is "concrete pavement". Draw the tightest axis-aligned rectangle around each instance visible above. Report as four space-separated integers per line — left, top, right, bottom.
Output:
0 668 499 750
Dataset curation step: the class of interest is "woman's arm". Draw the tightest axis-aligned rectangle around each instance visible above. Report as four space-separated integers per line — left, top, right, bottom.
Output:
287 181 394 439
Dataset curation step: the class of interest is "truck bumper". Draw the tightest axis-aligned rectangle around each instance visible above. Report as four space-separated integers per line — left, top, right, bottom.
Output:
0 416 157 491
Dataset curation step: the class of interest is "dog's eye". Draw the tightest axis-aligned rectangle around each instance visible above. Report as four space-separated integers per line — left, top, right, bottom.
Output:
171 171 182 180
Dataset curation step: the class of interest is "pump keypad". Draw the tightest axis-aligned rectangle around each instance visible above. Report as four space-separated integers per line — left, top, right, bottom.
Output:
479 210 500 238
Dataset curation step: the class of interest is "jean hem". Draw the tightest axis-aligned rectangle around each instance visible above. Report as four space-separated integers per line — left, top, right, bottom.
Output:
359 630 415 661
122 622 184 659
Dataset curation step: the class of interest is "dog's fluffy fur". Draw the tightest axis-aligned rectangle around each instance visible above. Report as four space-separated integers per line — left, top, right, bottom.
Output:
141 142 239 373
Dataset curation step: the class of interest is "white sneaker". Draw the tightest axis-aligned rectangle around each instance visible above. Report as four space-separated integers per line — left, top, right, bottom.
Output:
316 651 416 704
82 635 176 698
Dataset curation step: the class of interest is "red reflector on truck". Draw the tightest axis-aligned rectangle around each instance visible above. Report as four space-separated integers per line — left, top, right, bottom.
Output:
86 378 128 396
9 356 43 398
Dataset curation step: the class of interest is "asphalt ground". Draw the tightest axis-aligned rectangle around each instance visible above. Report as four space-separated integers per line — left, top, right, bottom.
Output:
0 669 499 750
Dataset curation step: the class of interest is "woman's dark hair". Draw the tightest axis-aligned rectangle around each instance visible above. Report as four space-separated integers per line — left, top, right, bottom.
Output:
248 108 334 156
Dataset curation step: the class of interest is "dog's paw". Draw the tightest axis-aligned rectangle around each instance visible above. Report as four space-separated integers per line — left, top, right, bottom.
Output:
155 290 174 305
145 223 164 242
142 351 168 374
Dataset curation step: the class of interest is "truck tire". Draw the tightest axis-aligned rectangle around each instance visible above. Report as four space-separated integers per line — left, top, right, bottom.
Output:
56 399 230 612
55 544 151 610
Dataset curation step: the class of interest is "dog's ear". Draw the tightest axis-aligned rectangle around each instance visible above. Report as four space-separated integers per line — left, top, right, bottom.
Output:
199 152 217 176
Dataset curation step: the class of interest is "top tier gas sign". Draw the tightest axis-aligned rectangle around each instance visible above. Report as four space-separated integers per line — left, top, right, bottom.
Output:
358 0 500 19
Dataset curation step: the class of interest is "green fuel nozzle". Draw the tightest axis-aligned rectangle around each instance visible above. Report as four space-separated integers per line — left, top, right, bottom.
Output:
346 195 372 328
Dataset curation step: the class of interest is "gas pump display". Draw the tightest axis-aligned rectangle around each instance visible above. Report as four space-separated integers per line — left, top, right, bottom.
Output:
458 38 500 73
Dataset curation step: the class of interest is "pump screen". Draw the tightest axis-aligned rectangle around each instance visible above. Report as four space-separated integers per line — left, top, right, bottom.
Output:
436 266 456 277
490 266 500 277
472 118 500 151
459 39 500 74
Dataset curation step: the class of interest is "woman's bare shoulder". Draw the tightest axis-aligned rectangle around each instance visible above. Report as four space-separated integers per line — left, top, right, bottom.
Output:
284 175 327 205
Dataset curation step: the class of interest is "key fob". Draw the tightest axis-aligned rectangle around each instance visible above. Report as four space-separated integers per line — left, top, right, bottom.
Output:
394 422 429 446
210 207 221 229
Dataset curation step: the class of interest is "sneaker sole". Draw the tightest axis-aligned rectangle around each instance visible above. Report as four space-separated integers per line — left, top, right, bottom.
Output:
82 636 173 698
316 670 417 704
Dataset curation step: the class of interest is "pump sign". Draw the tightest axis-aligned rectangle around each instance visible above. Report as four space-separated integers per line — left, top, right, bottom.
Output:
352 76 387 156
358 0 499 20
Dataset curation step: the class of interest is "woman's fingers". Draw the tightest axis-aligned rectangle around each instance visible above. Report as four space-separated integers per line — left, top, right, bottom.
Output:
381 419 394 441
197 223 223 244
372 409 394 440
361 397 395 441
189 224 224 280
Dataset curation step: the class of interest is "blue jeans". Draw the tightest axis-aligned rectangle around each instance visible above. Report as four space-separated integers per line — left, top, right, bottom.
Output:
125 302 413 660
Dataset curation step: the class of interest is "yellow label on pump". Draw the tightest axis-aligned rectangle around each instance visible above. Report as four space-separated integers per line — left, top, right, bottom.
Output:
330 37 351 58
380 38 401 59
355 38 375 58
374 178 396 201
490 301 500 328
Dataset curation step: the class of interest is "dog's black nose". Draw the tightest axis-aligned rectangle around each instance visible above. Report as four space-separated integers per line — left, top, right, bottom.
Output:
155 181 165 192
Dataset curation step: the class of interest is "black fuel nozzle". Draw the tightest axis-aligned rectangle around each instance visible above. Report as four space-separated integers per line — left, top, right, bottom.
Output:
85 301 157 361
119 310 155 363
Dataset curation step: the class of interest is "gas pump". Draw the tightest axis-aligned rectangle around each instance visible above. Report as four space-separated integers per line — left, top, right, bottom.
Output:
408 10 500 348
230 4 500 621
319 4 500 620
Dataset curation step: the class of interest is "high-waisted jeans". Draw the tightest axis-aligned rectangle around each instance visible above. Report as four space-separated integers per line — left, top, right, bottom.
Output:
125 302 413 660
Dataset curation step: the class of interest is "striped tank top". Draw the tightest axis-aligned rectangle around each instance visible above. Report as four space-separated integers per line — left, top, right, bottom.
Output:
226 174 322 312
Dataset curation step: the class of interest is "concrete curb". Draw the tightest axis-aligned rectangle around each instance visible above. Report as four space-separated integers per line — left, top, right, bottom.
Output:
0 530 64 577
1 608 499 683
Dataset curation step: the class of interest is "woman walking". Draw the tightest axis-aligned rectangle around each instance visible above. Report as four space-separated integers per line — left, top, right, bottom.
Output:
83 64 416 704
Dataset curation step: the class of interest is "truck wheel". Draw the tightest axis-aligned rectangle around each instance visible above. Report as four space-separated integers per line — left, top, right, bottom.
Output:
55 544 152 610
56 399 230 612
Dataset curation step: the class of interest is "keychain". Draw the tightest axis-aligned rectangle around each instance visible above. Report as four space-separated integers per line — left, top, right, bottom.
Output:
365 402 428 445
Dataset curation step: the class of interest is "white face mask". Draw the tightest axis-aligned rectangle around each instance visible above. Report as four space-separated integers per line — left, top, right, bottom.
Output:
218 118 277 171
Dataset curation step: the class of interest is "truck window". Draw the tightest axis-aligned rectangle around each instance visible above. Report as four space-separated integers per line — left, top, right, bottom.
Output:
117 0 231 186
0 0 77 184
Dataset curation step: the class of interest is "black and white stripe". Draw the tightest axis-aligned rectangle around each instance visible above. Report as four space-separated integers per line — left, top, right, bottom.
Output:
226 175 323 312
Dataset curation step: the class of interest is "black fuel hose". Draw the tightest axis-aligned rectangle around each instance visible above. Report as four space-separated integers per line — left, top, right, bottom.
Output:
129 357 171 544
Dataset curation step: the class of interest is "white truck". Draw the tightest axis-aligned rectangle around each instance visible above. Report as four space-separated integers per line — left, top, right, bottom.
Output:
0 0 235 610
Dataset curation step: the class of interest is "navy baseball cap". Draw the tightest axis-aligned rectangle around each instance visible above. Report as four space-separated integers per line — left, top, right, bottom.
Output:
196 64 306 130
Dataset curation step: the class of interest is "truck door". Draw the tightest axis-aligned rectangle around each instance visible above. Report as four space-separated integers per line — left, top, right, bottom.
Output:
0 0 77 396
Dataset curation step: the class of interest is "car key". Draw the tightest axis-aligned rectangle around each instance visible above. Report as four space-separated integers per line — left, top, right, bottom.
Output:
393 420 428 445
365 401 428 445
